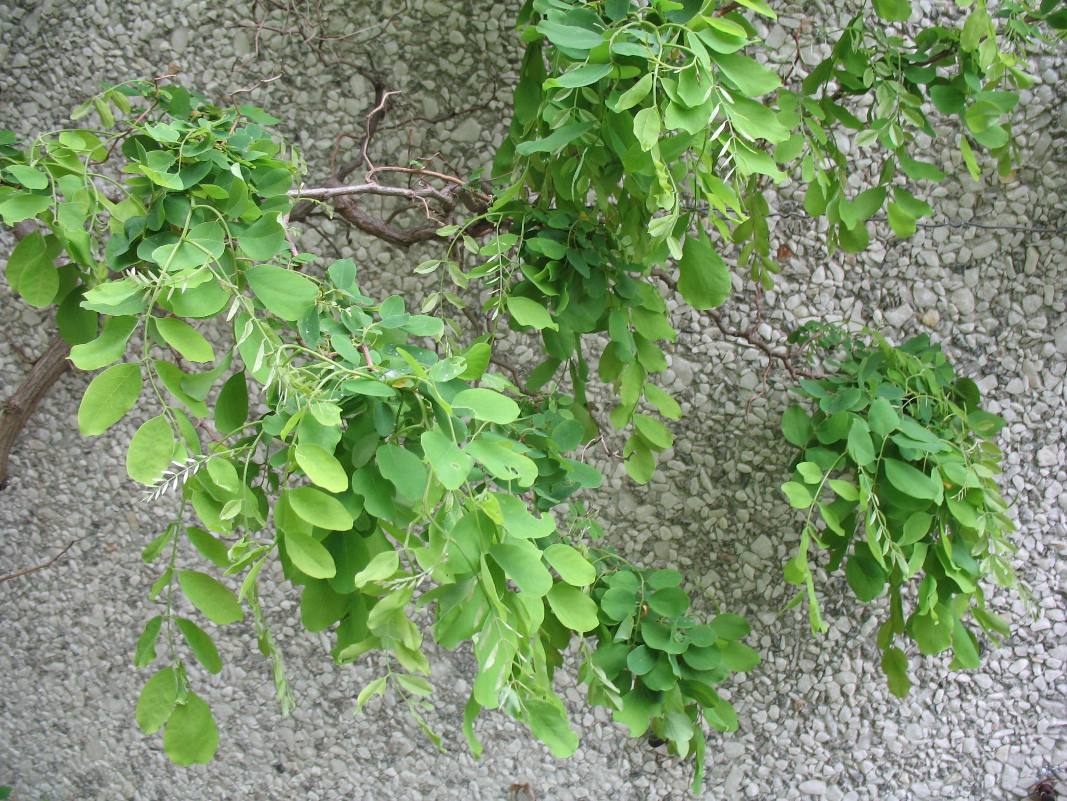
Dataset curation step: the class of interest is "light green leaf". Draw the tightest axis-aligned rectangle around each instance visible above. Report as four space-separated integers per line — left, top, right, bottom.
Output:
77 362 142 436
5 230 60 307
126 415 176 485
549 62 612 88
712 52 781 97
177 569 244 625
847 420 876 467
781 481 814 509
286 486 354 531
881 646 912 697
536 20 603 50
543 543 596 586
237 214 286 260
295 442 348 493
525 699 579 758
69 315 137 371
614 73 654 111
163 692 218 766
284 529 337 579
506 296 558 331
546 583 599 632
156 317 215 363
245 265 319 322
452 388 521 425
175 617 222 674
515 121 595 156
466 437 538 486
633 106 661 152
376 444 429 502
136 668 178 734
678 231 731 310
215 372 248 435
884 458 939 501
490 540 553 596
421 429 473 490
354 550 399 587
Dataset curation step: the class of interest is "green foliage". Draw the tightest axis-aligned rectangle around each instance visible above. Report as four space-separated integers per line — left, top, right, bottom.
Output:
779 331 1016 696
1 0 1059 790
0 80 754 782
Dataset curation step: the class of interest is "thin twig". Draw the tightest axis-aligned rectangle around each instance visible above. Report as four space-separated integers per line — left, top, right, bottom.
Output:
0 535 90 583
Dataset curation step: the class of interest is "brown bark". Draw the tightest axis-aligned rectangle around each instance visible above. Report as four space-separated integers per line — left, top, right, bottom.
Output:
0 334 71 490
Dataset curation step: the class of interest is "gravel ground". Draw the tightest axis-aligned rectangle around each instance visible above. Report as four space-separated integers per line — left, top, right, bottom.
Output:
0 1 1065 800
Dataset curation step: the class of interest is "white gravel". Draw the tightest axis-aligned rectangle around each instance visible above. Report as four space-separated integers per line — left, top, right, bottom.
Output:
1 1 1065 800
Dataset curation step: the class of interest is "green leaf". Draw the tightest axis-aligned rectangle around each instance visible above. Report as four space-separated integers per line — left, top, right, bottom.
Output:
633 106 661 152
452 388 521 425
543 543 596 586
0 191 51 225
525 699 579 758
5 230 60 307
175 617 222 674
881 646 912 697
376 444 429 502
495 493 555 539
245 265 318 321
601 586 637 621
490 540 553 596
151 222 225 270
286 486 354 531
847 420 875 467
354 550 399 587
163 692 218 766
237 214 286 260
536 20 603 50
781 481 814 509
626 645 657 675
136 667 178 734
215 372 248 435
549 62 612 88
134 615 164 668
721 641 760 671
546 583 599 632
420 429 473 490
156 317 215 363
507 296 559 331
295 442 349 493
614 73 654 111
712 52 781 97
467 435 537 486
845 546 887 602
5 164 49 189
77 363 142 436
884 458 939 501
355 676 388 710
177 569 244 624
69 315 138 371
780 405 811 447
284 529 337 579
873 0 912 20
515 121 596 155
633 414 673 449
126 415 176 485
648 587 690 617
678 231 730 310
868 397 899 436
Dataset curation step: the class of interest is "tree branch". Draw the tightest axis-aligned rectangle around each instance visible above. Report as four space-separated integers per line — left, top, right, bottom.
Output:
0 534 90 583
0 334 71 490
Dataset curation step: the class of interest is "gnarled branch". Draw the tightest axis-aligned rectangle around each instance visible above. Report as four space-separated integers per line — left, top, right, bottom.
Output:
0 334 71 490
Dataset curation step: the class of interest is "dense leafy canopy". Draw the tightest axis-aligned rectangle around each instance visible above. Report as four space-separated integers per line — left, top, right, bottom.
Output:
1 0 1061 790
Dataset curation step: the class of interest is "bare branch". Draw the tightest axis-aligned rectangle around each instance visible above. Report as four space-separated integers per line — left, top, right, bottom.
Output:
0 335 72 490
0 535 90 583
